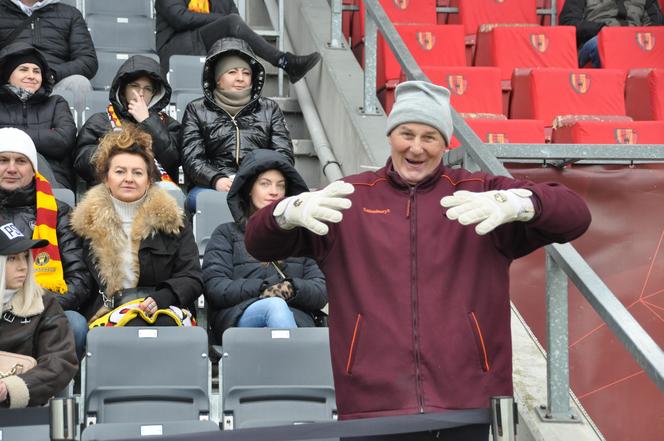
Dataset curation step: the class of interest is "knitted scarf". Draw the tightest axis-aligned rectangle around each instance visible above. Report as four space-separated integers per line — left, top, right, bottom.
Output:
32 172 67 294
107 104 176 184
188 0 209 13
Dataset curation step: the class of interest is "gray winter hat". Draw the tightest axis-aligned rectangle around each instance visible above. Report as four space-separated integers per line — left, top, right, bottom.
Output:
385 80 453 145
214 54 252 82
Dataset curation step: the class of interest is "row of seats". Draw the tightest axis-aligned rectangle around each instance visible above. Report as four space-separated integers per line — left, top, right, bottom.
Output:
1 327 336 440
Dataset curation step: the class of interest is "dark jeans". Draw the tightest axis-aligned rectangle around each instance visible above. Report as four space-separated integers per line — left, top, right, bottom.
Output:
198 13 282 66
342 424 490 441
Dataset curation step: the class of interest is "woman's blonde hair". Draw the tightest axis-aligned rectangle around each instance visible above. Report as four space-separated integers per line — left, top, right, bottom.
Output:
0 252 44 317
93 124 156 183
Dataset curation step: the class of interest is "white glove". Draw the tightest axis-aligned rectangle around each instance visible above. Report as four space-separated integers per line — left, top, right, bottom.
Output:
273 181 355 235
441 189 535 236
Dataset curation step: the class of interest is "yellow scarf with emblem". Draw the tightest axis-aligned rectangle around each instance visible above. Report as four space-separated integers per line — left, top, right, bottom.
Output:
188 0 209 13
32 172 67 294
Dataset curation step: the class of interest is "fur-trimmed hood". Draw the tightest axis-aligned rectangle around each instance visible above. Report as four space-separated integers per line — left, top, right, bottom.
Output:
70 184 184 296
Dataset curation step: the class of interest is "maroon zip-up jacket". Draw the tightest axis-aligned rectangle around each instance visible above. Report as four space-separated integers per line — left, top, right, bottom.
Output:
245 159 591 420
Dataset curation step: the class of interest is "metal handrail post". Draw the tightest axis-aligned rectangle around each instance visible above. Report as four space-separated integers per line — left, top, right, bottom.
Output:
278 0 284 96
362 11 380 114
329 0 345 49
551 0 558 26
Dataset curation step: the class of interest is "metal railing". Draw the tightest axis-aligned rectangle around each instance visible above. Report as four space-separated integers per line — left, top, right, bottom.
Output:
329 0 664 424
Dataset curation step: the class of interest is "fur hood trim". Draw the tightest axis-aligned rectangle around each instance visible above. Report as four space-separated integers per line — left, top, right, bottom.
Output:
70 185 184 296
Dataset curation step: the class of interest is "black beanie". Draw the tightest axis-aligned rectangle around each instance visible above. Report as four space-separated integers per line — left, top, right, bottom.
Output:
2 52 45 85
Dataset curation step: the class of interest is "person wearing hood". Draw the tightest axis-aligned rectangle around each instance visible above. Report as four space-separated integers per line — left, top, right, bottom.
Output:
0 42 77 189
74 55 181 189
0 221 78 408
202 149 327 343
181 37 294 211
0 127 90 360
156 0 320 83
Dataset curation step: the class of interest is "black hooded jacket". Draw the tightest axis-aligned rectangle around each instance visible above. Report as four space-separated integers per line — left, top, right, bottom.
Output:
202 149 327 343
74 55 181 187
0 182 91 312
0 42 77 189
0 0 98 82
180 37 294 190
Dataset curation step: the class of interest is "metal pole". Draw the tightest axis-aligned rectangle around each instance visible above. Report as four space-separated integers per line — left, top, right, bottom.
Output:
329 0 345 49
362 11 380 114
278 0 284 96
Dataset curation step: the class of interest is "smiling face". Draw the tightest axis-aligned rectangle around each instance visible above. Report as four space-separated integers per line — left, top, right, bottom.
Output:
388 123 447 185
250 169 286 211
216 67 252 91
8 63 42 93
104 152 150 202
5 251 29 290
0 152 35 191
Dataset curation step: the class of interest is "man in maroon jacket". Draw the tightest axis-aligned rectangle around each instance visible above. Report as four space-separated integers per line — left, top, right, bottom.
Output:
245 81 592 441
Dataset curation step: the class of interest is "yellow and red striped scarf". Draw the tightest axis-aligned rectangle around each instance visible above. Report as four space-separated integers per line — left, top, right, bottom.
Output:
107 104 176 184
32 172 67 294
188 0 209 13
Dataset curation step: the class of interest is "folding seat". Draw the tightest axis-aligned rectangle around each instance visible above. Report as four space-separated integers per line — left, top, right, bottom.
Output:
86 15 156 53
448 0 539 37
376 24 466 96
509 68 627 126
625 68 664 121
0 407 50 441
92 52 160 91
81 420 220 440
383 66 502 115
351 0 437 61
172 91 202 122
168 55 206 93
60 0 79 8
53 89 78 127
597 26 664 70
84 0 152 18
552 117 664 144
473 25 577 82
82 90 111 122
83 327 210 426
193 190 233 257
53 188 76 208
221 328 336 430
449 118 546 148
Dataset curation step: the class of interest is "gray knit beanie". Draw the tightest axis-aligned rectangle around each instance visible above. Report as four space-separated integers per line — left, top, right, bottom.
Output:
385 81 453 145
214 54 252 82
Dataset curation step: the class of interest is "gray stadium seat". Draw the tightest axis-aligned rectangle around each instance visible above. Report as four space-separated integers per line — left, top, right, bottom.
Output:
84 0 152 18
53 90 79 127
220 328 337 429
164 186 186 208
53 188 76 208
83 327 210 426
168 55 206 92
193 190 233 257
87 15 156 53
92 51 160 91
81 420 220 440
0 407 50 441
82 90 111 122
60 0 79 8
172 91 201 121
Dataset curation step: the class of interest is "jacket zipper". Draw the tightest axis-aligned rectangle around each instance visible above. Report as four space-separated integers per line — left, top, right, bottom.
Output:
32 18 39 44
22 102 28 128
408 187 424 413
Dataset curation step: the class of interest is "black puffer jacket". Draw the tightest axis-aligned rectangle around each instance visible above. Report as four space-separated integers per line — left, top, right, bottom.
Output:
0 0 97 82
202 149 327 343
0 42 77 189
74 55 181 187
0 182 91 312
156 0 238 73
181 38 294 190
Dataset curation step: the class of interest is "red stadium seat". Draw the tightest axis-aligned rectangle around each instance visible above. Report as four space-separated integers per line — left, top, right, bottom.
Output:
376 24 466 91
597 27 664 70
448 0 539 36
473 25 577 81
625 68 664 121
552 118 664 144
509 68 627 126
449 118 546 148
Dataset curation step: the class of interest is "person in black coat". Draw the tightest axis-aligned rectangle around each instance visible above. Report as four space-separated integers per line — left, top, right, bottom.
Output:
71 125 202 323
74 55 181 189
0 0 98 107
156 0 320 83
181 37 294 210
0 42 77 189
202 149 327 344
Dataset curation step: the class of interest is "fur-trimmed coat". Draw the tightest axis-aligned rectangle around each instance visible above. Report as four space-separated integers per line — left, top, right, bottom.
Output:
71 184 202 320
0 291 78 408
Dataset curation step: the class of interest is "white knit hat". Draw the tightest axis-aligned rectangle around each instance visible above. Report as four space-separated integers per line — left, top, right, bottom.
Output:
385 81 453 145
0 128 38 172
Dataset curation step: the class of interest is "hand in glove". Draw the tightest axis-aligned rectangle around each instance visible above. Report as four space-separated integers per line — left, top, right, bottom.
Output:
273 181 355 235
260 280 295 301
440 189 535 236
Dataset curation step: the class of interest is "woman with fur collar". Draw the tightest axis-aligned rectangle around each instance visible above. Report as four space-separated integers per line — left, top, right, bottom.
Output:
71 125 202 322
0 222 77 408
